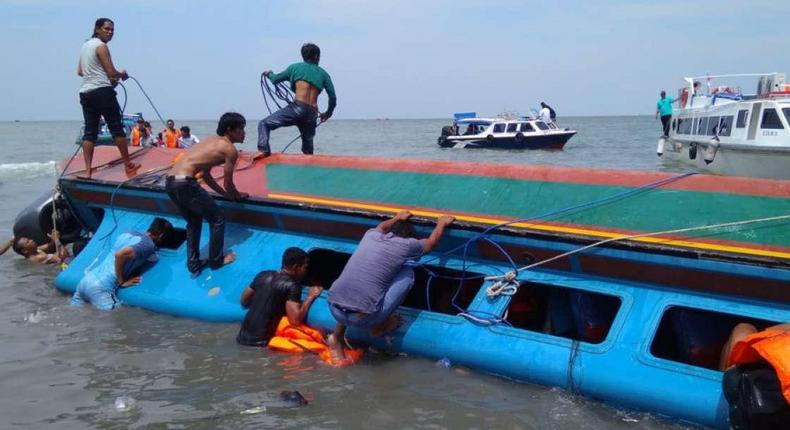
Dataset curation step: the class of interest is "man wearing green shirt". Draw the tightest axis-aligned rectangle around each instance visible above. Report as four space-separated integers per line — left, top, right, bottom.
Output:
655 90 676 137
259 43 337 156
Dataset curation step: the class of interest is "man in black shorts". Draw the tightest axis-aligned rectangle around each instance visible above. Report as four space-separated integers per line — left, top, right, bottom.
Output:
236 247 323 347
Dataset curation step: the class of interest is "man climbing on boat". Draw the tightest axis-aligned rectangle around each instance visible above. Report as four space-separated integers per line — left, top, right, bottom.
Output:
326 211 454 363
655 90 677 137
258 43 337 156
165 112 249 275
236 247 323 347
70 217 173 310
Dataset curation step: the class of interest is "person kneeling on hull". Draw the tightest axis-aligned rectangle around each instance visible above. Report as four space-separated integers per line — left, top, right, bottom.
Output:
326 210 454 363
71 217 173 310
236 247 323 347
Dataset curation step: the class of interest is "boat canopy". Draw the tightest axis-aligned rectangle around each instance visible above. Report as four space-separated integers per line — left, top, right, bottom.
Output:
453 112 477 123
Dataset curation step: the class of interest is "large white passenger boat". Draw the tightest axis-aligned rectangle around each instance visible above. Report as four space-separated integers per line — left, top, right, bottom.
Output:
658 73 790 179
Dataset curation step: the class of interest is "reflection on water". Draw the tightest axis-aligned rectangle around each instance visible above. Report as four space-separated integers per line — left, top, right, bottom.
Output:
0 119 696 429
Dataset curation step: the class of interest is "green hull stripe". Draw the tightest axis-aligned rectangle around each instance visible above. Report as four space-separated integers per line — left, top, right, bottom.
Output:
266 165 790 248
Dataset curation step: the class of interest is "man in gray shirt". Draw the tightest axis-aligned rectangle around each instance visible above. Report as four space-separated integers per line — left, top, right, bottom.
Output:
326 211 454 363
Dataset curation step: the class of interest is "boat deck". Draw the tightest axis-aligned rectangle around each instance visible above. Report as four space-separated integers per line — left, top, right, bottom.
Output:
60 146 790 266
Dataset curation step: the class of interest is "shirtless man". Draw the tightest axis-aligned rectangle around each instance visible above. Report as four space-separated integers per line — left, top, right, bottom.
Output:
165 112 249 275
2 230 70 264
258 43 337 155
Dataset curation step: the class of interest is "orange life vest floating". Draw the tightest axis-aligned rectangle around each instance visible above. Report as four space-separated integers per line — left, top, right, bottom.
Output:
728 329 790 404
267 317 363 367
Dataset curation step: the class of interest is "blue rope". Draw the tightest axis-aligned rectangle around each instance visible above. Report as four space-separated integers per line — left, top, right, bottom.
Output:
259 73 322 154
414 171 697 326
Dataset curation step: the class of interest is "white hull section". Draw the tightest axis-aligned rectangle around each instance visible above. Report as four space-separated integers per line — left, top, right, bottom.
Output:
660 139 790 179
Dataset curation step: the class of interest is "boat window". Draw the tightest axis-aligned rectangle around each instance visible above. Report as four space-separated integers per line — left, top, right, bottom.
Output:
505 282 621 344
305 248 481 316
736 109 749 128
506 123 518 133
493 123 506 133
719 116 733 136
782 108 790 127
650 306 779 371
520 123 535 132
760 108 784 129
535 121 549 131
706 116 720 136
694 117 708 135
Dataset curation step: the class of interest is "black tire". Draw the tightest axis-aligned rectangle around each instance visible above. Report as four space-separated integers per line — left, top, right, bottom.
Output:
514 132 524 142
689 143 697 160
486 134 494 144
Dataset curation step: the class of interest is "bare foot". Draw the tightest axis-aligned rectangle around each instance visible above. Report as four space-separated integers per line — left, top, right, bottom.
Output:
369 314 403 338
222 251 236 266
76 169 93 179
326 333 347 364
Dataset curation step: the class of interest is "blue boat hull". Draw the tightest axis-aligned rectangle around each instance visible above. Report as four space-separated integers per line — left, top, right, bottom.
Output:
54 178 790 429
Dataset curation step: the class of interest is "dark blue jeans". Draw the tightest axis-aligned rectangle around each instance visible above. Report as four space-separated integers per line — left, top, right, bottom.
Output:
165 176 225 273
257 101 318 155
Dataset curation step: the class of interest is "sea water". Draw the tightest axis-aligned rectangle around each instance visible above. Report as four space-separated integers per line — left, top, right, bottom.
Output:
0 118 695 429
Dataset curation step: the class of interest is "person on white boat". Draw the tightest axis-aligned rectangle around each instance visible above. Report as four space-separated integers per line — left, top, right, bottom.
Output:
539 102 557 124
655 91 677 137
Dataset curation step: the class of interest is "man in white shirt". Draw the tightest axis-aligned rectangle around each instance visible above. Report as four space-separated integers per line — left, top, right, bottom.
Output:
177 126 200 149
538 102 556 124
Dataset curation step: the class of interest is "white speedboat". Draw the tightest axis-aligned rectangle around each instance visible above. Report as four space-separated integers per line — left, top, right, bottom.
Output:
438 112 576 150
658 73 790 179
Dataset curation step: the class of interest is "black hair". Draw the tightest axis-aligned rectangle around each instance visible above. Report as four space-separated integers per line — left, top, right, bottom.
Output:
92 18 114 38
167 119 174 124
216 112 246 136
390 220 417 239
540 102 546 108
661 90 666 97
144 121 151 128
147 217 173 241
180 126 190 134
282 247 308 268
301 43 321 64
11 237 26 256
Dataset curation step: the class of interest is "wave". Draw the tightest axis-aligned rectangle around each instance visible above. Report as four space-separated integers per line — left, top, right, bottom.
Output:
0 161 57 182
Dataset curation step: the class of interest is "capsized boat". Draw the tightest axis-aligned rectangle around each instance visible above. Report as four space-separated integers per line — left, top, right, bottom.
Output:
438 112 576 149
658 73 790 179
40 146 789 429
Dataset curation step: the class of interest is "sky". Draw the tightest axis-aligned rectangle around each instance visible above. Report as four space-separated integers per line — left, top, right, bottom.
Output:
1 0 789 121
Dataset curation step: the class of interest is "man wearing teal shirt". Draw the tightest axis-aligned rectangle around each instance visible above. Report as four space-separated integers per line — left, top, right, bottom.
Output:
259 43 337 155
655 90 676 137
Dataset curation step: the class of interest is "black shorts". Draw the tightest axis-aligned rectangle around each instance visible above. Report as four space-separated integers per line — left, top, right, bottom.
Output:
79 86 125 142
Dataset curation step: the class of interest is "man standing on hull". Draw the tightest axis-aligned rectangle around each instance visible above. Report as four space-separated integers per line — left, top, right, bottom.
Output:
165 112 249 275
258 43 337 156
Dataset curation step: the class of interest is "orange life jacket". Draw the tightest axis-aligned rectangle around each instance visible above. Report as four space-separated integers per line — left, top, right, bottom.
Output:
267 317 363 367
162 128 181 148
728 329 790 404
131 127 141 146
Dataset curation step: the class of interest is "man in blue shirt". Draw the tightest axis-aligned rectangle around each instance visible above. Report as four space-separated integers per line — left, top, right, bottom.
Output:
655 91 676 137
326 211 454 363
258 43 337 156
71 217 173 310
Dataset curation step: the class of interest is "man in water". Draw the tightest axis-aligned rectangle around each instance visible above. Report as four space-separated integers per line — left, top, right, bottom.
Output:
2 230 71 264
655 90 676 137
71 217 173 310
236 247 323 347
165 112 249 275
326 211 455 362
258 43 337 156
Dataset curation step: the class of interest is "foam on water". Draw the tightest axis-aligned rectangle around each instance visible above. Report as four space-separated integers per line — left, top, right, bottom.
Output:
0 161 56 181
